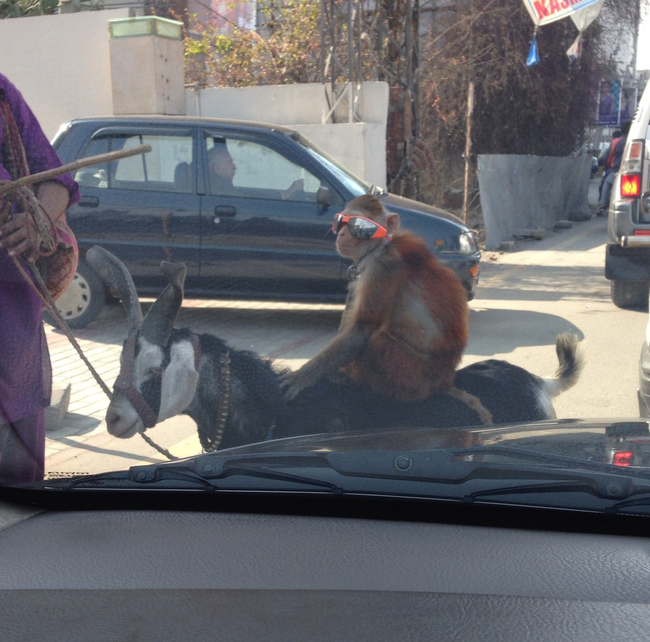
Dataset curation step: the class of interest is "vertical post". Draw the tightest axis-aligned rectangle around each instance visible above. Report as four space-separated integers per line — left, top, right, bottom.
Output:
320 0 327 124
348 0 354 122
330 0 337 123
462 81 475 225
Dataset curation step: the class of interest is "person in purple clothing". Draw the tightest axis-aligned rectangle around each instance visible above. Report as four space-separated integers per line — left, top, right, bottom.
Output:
0 72 79 484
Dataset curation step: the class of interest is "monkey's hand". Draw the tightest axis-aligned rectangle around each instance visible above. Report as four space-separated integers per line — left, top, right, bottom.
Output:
279 366 320 401
280 325 371 400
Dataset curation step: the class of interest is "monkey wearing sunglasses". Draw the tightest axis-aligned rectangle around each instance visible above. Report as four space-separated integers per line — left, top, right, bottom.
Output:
280 194 492 424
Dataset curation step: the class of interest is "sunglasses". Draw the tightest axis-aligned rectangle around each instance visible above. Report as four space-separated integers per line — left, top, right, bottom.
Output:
332 214 392 240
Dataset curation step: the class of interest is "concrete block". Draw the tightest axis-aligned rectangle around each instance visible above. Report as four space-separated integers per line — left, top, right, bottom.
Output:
45 381 72 432
498 240 516 251
554 220 573 230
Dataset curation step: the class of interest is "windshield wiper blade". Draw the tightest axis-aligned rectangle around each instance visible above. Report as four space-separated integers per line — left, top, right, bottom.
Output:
39 445 648 501
35 457 345 494
448 446 650 476
604 495 650 514
125 459 344 494
464 479 634 503
46 469 217 491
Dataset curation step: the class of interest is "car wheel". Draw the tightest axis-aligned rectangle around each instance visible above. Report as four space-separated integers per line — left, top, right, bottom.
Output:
610 280 649 310
43 260 106 329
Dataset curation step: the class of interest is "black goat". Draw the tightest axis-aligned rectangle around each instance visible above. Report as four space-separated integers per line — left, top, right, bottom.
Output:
86 247 582 451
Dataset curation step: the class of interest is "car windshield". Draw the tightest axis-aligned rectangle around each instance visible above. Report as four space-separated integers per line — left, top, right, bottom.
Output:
293 133 372 196
2 2 650 524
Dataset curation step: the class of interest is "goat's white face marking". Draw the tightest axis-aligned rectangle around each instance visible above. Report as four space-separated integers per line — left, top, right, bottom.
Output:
159 339 200 422
133 339 165 389
105 337 164 438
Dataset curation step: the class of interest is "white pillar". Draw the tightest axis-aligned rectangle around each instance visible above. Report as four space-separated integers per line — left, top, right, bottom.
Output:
108 16 186 116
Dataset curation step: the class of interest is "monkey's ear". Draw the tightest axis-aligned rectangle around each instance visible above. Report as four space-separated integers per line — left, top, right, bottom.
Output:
386 212 401 234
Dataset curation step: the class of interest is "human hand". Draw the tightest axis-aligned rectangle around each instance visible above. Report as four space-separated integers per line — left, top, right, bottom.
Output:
0 211 41 261
283 179 304 199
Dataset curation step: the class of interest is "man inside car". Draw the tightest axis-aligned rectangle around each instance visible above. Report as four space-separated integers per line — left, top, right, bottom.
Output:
208 141 305 200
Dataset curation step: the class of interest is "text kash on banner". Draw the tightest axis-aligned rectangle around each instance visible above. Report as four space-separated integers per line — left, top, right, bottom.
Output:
523 0 602 27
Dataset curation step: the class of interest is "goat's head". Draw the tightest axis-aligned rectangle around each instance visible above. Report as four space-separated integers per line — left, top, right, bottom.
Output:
86 247 200 438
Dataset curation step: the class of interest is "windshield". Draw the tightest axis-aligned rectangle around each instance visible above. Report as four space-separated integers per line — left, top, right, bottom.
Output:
2 2 650 523
294 133 372 196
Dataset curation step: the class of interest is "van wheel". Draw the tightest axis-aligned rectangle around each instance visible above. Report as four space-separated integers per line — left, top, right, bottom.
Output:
611 280 649 310
43 260 106 329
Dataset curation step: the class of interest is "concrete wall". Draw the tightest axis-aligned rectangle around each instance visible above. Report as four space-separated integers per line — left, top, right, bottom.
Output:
478 154 592 251
0 9 129 139
0 12 388 187
186 82 389 188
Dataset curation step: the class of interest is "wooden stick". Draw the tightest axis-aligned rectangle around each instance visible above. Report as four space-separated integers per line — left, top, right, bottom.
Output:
0 144 153 196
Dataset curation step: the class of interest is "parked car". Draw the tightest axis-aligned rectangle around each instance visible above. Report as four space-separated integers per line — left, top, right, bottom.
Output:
50 116 481 328
606 79 650 309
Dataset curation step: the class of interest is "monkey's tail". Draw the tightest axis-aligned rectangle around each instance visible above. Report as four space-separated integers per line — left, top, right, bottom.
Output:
541 332 584 398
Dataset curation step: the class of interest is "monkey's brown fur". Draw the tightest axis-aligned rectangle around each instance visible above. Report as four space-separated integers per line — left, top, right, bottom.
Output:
341 229 469 401
282 194 490 421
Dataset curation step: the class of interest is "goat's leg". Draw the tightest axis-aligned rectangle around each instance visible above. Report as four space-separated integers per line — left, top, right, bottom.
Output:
447 387 493 425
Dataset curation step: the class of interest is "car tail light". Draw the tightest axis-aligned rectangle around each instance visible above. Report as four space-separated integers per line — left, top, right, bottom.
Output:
621 174 641 198
622 139 644 174
633 230 650 235
613 451 634 466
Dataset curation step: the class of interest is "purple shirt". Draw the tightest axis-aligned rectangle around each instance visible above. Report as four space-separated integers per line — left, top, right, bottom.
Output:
0 72 80 423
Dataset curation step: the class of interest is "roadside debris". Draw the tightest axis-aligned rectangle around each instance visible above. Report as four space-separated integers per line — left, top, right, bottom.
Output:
513 228 547 240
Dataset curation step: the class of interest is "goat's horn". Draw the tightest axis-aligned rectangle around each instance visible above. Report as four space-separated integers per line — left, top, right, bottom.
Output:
85 246 143 334
139 261 187 347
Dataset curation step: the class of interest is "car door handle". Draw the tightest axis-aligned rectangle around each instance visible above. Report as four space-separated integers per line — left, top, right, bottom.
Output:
78 196 99 208
215 205 237 217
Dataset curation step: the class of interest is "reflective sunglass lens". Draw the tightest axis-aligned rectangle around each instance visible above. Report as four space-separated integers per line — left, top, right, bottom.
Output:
349 217 379 239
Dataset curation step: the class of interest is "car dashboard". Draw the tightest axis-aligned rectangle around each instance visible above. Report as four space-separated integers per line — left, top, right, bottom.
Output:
1 499 650 641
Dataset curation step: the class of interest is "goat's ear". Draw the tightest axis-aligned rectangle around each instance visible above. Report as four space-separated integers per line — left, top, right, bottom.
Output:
158 341 199 422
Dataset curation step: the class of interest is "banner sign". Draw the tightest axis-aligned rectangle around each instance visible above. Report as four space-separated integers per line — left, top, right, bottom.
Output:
595 81 636 126
523 0 603 27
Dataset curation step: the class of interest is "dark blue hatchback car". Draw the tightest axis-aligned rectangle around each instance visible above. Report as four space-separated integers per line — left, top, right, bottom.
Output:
51 116 481 327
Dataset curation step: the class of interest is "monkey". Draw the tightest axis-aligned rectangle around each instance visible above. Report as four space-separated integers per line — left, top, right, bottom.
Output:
280 193 492 424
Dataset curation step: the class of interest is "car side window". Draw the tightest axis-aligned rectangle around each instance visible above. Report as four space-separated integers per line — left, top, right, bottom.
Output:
75 134 194 193
74 137 109 188
205 136 321 202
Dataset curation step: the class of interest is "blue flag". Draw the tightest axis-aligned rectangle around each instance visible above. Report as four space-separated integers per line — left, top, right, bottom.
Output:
527 33 540 66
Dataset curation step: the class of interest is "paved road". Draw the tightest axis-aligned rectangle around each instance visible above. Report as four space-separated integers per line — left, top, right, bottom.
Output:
43 183 648 477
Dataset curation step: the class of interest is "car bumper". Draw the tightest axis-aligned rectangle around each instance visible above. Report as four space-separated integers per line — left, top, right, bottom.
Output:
606 244 650 282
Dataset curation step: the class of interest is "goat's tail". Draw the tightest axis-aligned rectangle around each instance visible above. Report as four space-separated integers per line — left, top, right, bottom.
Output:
542 332 583 398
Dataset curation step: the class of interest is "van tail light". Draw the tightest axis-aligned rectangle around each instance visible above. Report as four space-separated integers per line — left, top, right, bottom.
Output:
613 451 634 466
622 139 644 173
621 174 641 198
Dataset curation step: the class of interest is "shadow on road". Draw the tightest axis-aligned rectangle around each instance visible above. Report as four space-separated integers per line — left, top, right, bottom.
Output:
467 308 584 356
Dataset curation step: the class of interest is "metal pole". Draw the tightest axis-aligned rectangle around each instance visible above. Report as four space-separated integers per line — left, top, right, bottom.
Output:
348 0 354 122
462 82 475 225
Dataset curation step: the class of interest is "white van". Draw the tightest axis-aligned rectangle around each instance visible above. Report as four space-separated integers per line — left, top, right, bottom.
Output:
606 80 650 308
